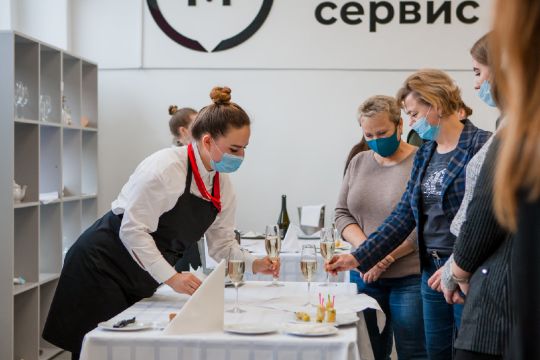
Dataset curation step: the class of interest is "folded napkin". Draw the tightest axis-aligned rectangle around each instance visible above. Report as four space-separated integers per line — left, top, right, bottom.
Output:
300 205 324 227
163 260 225 335
281 224 302 253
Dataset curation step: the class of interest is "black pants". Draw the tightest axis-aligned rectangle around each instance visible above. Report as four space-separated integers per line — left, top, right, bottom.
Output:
455 349 503 360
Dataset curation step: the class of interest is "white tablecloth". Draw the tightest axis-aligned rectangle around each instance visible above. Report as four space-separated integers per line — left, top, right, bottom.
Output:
241 239 349 283
80 282 375 360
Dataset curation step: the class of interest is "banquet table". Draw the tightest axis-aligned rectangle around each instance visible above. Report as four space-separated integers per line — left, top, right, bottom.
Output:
240 239 349 283
80 281 377 360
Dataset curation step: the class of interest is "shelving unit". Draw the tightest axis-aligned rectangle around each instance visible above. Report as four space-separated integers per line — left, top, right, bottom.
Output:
0 31 98 360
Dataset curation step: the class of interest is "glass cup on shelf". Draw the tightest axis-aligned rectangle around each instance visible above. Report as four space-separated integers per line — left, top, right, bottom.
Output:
226 247 246 314
319 227 337 287
264 224 283 287
300 244 317 307
14 81 29 119
40 95 52 122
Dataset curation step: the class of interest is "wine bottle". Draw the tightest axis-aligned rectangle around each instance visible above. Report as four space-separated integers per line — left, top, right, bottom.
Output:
277 194 290 240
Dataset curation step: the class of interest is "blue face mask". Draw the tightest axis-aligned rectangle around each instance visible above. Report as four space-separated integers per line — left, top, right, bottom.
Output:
366 128 401 157
412 106 441 141
478 80 497 108
209 139 244 173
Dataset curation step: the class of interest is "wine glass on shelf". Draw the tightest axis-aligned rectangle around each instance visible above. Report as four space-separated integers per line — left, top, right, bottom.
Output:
226 248 246 314
14 81 28 119
265 224 283 287
40 95 51 122
319 227 337 287
300 244 317 307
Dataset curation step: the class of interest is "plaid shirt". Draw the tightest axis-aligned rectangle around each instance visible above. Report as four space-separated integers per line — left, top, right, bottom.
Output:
352 119 492 272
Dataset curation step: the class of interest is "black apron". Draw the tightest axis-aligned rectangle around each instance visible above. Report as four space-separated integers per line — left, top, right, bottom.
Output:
43 158 219 355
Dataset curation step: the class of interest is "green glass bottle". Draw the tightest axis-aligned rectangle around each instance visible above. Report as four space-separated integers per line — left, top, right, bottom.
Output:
277 195 290 240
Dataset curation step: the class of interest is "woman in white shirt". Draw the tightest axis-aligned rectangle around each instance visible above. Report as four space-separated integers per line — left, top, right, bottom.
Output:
43 87 277 360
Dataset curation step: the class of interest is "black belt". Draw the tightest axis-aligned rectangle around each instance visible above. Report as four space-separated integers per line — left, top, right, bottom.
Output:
426 249 452 259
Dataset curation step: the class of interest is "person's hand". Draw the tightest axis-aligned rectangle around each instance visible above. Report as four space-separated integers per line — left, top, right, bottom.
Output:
362 265 385 283
326 254 360 276
253 257 280 277
428 268 444 292
165 273 202 295
458 281 469 295
442 285 465 305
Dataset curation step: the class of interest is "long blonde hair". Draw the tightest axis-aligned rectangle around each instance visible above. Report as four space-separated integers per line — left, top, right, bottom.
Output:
493 0 540 230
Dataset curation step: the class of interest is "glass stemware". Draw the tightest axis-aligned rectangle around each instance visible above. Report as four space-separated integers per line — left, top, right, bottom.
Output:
15 81 29 119
300 244 317 307
265 224 283 287
319 227 337 287
40 95 52 122
226 248 246 313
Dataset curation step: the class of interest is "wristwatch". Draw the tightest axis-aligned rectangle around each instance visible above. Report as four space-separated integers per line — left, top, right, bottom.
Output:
451 270 470 284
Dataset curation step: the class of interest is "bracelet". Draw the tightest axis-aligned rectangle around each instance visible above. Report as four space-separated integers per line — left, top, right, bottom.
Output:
451 270 470 284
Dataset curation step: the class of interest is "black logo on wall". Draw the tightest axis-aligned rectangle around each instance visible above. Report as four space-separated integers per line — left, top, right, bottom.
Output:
147 0 274 52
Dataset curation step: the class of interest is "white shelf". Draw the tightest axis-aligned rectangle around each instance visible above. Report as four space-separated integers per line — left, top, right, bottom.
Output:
40 121 62 128
39 273 60 285
14 201 40 208
39 347 63 360
13 281 39 296
15 118 40 124
1 31 99 360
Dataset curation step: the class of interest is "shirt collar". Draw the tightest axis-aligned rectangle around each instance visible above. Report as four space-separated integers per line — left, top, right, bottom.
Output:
192 141 216 178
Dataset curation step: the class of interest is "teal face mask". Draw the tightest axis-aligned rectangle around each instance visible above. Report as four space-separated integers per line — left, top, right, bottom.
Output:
411 106 441 141
478 80 497 108
366 128 400 157
210 138 244 173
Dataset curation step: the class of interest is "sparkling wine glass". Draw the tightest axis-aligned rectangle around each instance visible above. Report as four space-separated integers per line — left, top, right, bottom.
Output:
265 224 283 287
319 227 337 287
226 248 246 313
300 244 317 307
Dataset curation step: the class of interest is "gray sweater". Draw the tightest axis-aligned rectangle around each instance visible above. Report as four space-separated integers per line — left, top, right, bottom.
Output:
335 150 420 278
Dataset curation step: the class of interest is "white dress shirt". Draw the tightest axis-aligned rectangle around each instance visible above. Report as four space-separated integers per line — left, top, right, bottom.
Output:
111 143 255 283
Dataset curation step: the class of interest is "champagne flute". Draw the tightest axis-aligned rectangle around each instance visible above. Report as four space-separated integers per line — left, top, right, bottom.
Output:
300 244 317 307
226 248 246 313
265 224 283 287
319 227 336 287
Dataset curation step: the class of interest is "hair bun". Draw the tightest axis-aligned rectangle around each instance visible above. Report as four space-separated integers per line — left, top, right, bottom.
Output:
210 87 232 105
169 105 178 115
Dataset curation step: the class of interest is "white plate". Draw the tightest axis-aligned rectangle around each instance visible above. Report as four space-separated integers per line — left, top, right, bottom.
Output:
224 323 278 335
98 320 153 331
283 323 338 337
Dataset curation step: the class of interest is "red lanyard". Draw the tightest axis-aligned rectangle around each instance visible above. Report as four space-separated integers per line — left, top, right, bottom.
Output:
187 144 221 212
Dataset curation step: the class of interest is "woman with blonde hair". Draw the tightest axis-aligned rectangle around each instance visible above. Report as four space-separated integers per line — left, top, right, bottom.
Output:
490 0 540 358
328 69 491 359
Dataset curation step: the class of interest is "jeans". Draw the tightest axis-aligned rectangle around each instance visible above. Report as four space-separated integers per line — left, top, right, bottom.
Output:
421 256 463 360
351 271 427 360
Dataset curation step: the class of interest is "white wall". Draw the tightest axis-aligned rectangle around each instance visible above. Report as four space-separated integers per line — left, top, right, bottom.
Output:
11 0 70 49
0 0 12 29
